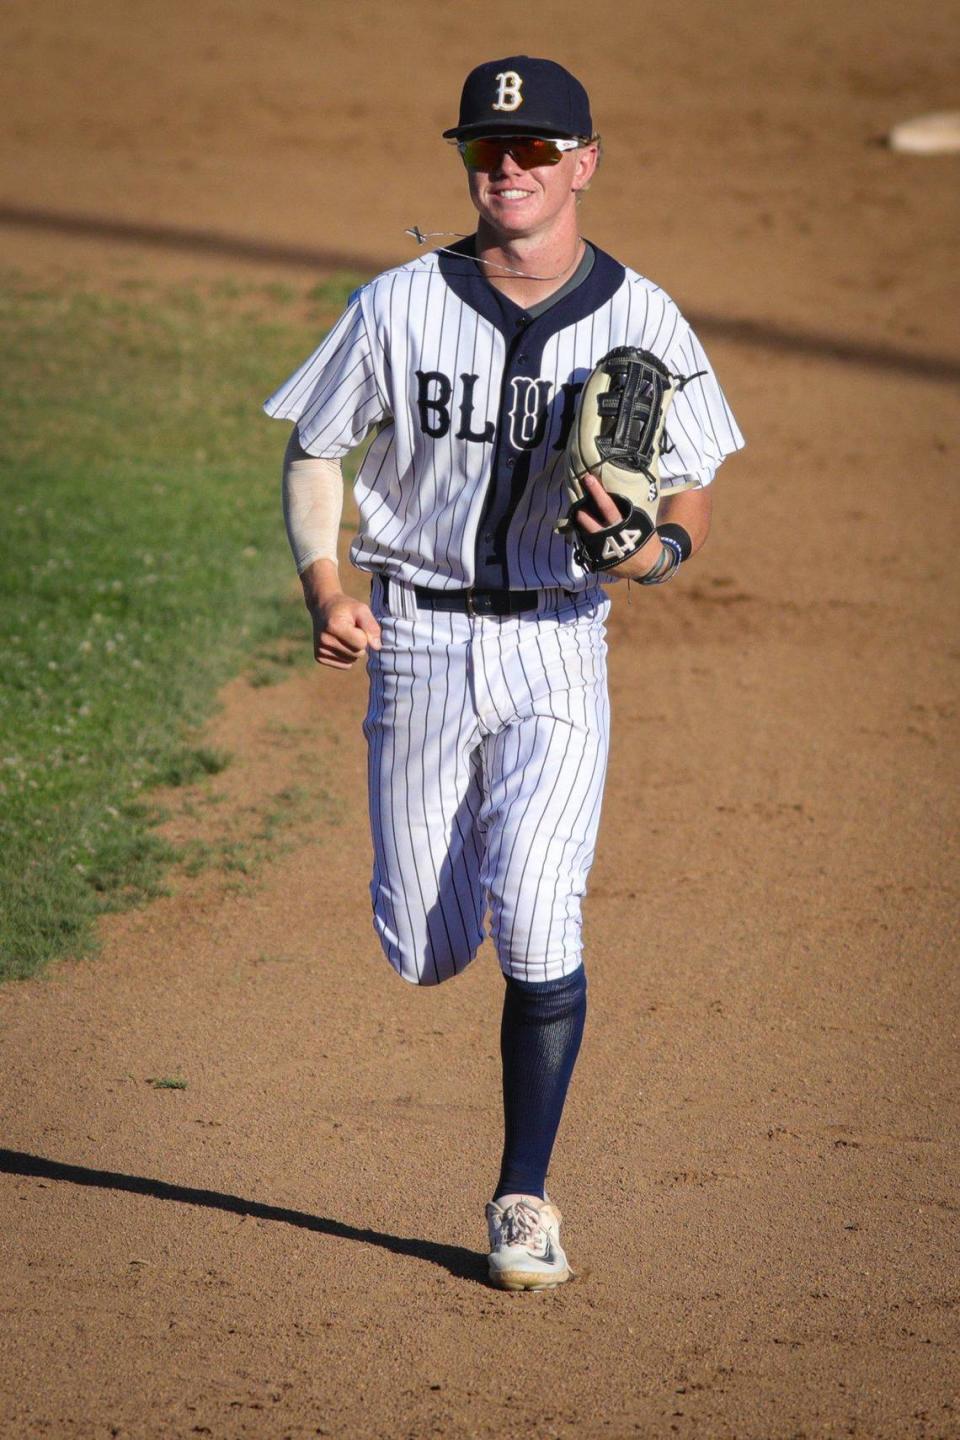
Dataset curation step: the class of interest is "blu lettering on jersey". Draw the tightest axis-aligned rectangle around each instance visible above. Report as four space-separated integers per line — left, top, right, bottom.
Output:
507 378 552 450
415 370 584 452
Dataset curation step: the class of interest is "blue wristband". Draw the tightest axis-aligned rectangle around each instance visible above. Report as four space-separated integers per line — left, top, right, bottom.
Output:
639 539 681 585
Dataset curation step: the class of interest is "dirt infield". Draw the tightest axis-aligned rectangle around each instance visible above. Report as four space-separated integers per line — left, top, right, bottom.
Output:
2 2 959 1436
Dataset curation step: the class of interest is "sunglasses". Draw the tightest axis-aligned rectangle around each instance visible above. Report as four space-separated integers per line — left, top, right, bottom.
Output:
456 135 583 171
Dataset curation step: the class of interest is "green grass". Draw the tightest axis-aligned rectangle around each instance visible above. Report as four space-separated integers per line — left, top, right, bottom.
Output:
0 273 365 981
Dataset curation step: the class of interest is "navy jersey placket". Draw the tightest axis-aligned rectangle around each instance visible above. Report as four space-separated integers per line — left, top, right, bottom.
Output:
476 311 538 589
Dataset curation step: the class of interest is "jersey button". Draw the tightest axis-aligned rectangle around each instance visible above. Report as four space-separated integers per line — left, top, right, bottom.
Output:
506 457 515 468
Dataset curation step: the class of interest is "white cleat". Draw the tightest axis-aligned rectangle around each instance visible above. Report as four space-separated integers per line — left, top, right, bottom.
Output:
485 1196 572 1291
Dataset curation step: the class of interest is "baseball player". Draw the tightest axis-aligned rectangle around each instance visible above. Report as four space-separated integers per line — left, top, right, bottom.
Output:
265 56 743 1290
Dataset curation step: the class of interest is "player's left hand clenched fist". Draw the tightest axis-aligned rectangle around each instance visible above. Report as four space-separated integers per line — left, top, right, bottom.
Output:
310 593 382 669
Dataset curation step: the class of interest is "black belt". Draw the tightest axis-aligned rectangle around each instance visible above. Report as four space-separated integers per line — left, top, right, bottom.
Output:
381 578 542 616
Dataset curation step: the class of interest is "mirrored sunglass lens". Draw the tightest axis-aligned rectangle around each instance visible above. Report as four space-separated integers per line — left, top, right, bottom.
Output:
516 139 564 166
461 137 564 169
460 139 502 169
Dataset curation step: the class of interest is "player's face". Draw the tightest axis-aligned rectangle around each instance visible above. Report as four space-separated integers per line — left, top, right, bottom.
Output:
465 137 598 243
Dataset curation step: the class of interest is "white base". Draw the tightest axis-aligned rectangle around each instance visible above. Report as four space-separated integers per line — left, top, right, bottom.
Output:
888 111 960 155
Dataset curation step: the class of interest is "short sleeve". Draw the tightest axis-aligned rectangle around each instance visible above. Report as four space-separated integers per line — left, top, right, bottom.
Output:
263 300 389 458
659 323 745 489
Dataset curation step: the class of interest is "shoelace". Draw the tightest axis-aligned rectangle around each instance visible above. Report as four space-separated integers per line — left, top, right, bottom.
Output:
500 1200 544 1247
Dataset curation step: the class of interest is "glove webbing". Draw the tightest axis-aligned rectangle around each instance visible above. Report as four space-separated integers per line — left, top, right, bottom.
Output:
595 359 668 472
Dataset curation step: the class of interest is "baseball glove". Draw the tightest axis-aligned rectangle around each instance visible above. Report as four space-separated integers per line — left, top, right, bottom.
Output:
557 346 703 572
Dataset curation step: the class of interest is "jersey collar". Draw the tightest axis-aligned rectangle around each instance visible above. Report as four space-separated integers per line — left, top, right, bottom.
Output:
436 236 625 338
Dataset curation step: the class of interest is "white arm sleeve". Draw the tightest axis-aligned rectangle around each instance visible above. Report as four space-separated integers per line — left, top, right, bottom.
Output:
281 429 344 574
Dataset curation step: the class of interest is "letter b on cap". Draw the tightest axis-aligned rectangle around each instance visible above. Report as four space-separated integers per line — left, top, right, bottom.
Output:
492 71 523 112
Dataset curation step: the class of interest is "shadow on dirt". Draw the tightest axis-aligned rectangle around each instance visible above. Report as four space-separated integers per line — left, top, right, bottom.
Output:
0 1146 489 1284
0 202 385 278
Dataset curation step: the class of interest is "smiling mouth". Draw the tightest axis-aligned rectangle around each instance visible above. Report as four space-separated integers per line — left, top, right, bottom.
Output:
493 189 532 200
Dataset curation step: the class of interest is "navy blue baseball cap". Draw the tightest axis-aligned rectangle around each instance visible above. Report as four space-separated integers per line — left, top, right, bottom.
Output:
443 57 593 141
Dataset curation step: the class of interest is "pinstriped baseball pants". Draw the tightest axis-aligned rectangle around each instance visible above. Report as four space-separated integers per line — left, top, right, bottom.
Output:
363 577 611 985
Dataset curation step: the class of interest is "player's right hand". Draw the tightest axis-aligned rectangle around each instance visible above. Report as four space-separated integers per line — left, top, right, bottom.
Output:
309 594 382 669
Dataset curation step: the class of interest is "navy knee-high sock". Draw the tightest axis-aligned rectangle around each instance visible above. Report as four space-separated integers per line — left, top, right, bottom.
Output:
495 966 588 1202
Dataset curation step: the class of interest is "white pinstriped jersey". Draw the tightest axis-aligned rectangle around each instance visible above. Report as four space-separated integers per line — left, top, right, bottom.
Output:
264 240 744 592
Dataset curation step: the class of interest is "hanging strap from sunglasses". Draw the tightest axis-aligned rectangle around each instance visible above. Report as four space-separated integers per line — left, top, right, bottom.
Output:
557 346 706 576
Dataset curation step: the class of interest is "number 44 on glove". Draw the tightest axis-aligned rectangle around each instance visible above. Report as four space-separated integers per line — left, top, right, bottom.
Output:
557 346 705 572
